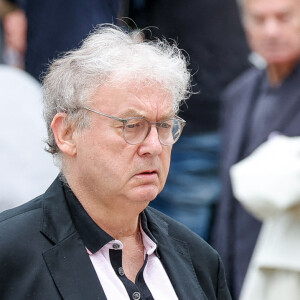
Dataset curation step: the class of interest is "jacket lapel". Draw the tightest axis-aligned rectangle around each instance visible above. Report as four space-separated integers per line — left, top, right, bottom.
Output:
158 239 207 300
224 70 262 166
146 211 207 300
42 232 106 300
40 177 106 299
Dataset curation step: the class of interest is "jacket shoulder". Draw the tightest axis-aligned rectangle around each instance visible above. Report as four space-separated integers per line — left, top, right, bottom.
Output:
0 196 45 254
223 67 262 100
0 196 43 225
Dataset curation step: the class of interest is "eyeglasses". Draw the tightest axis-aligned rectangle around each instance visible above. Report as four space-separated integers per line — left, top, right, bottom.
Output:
79 106 186 146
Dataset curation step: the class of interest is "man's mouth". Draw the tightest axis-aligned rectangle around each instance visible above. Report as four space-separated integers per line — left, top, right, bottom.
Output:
137 170 158 176
135 169 159 179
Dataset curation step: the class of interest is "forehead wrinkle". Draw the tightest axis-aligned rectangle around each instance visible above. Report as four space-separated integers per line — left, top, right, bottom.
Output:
93 83 175 120
117 91 174 120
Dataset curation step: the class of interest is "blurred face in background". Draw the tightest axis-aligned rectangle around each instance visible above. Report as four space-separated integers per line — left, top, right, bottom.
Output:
243 0 300 65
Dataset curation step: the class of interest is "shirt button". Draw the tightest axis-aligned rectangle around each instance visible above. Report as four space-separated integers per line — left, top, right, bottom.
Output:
118 267 125 276
112 243 120 249
132 292 141 300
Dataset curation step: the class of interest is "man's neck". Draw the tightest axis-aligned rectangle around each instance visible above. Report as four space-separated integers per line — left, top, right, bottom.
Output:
92 211 141 241
66 182 146 240
267 59 299 86
80 195 144 240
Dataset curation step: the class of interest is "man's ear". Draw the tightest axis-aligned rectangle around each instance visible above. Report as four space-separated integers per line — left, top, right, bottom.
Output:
51 113 77 156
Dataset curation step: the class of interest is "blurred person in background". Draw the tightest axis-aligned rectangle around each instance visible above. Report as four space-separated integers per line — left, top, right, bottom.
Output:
129 0 249 240
0 0 6 62
0 0 25 66
1 0 121 80
211 0 300 298
0 25 231 299
0 16 2 63
0 64 58 212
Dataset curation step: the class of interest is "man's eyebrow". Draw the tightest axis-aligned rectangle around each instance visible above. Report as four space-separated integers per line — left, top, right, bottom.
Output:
118 109 145 118
118 110 176 120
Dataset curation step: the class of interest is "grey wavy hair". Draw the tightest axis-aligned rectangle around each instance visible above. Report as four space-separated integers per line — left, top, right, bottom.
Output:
42 24 192 165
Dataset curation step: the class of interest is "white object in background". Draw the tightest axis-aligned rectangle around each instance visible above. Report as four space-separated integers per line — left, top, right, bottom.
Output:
0 65 58 212
231 135 300 220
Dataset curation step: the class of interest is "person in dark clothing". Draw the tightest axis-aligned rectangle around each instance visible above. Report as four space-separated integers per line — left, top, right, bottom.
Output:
211 0 300 298
2 0 120 80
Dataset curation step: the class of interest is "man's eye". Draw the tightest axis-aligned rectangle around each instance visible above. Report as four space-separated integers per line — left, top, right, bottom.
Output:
127 121 142 129
279 12 292 23
161 122 171 129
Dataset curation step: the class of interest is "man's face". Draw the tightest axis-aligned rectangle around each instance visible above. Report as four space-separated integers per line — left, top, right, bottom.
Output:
243 0 300 65
72 83 174 209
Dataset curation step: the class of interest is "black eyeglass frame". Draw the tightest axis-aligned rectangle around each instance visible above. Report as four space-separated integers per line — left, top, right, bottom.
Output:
79 106 186 146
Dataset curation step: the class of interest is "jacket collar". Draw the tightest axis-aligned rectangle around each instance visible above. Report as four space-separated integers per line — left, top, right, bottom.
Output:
41 176 76 244
40 176 107 299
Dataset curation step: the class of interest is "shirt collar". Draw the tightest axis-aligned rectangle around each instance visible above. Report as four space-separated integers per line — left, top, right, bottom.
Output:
63 182 158 255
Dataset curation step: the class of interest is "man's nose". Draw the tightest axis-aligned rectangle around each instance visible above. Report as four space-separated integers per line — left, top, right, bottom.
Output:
138 126 163 156
263 18 280 36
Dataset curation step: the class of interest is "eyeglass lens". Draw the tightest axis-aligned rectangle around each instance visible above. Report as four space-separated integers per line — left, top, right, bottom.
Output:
124 118 182 145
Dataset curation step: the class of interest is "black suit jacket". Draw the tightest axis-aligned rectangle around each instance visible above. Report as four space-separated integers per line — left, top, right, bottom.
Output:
0 177 231 299
211 65 300 298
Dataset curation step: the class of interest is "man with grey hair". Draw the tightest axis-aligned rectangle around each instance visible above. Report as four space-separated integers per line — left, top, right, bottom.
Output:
0 25 231 299
211 0 300 299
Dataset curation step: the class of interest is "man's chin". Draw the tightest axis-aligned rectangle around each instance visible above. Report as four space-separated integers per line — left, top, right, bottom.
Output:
131 185 160 203
264 53 299 66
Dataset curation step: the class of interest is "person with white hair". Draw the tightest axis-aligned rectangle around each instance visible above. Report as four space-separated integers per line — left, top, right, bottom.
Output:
0 25 231 299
